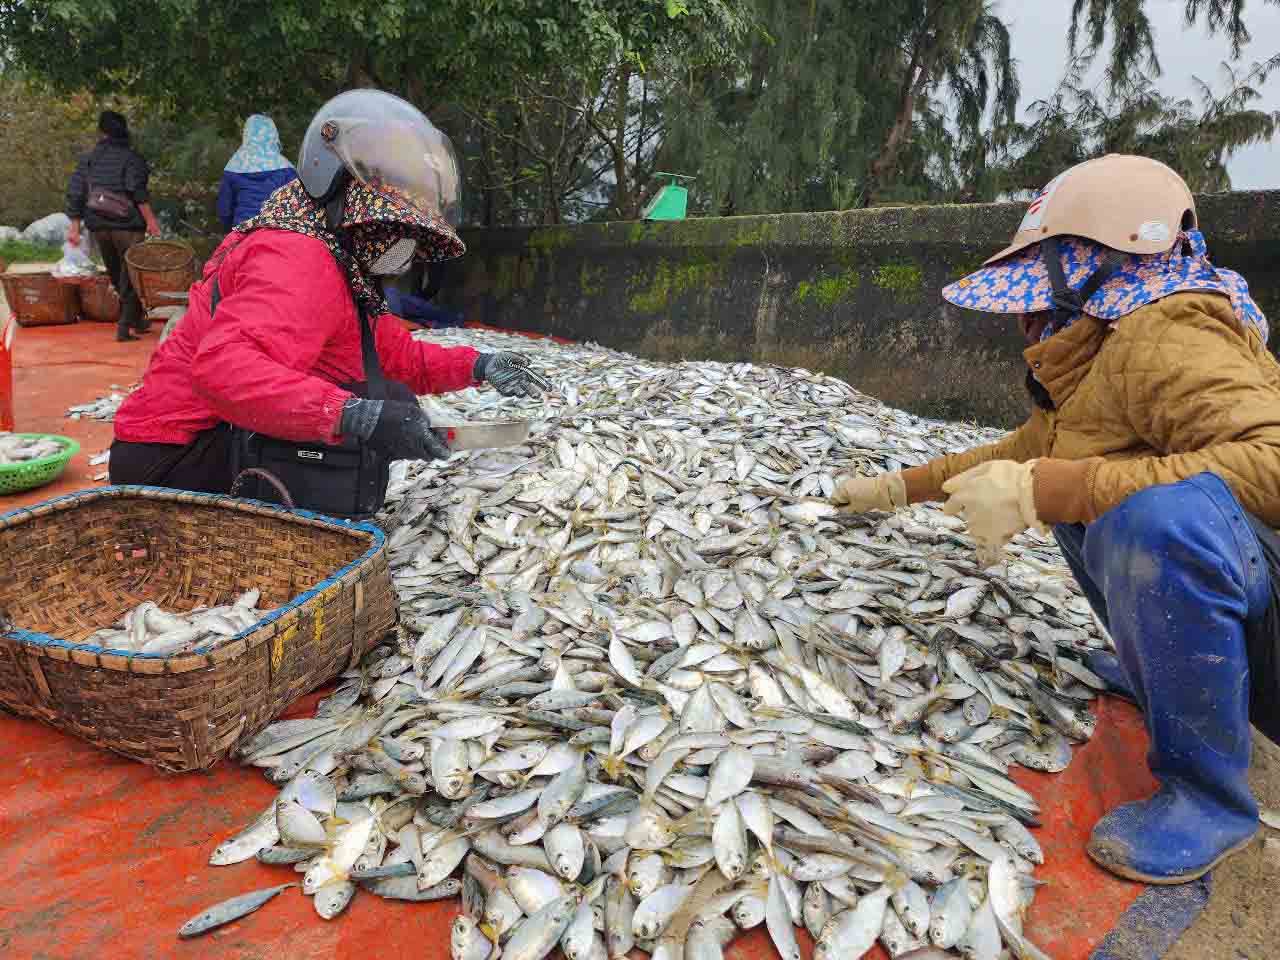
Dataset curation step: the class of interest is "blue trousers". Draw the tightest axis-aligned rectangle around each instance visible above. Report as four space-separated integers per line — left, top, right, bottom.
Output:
1052 472 1268 881
384 287 464 329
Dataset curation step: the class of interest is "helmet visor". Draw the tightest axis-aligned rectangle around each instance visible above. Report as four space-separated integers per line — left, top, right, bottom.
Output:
320 89 461 224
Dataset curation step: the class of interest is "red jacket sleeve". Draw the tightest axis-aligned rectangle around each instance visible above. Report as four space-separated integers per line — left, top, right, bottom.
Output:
372 313 480 395
190 234 355 443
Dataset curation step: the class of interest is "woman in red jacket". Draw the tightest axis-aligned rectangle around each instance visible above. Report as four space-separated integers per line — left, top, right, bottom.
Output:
110 90 543 499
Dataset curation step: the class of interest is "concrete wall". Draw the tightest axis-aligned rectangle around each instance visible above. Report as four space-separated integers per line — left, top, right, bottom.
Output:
444 191 1279 427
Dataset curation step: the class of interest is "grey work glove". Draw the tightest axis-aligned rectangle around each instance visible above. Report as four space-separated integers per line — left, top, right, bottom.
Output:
473 351 550 398
340 398 451 462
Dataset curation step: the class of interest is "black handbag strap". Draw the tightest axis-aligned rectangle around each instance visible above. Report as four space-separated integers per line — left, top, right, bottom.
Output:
358 302 387 401
229 467 296 508
209 271 386 401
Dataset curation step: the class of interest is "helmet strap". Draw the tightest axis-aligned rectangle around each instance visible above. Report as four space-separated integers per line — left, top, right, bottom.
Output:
324 191 346 233
317 169 351 232
1040 236 1125 328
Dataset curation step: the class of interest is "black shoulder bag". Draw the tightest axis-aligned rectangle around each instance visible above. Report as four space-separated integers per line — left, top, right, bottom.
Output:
208 277 391 520
85 152 137 222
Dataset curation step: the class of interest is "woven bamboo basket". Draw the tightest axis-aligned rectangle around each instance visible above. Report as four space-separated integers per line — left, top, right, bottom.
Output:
124 240 196 314
0 271 80 326
0 486 396 772
79 275 122 324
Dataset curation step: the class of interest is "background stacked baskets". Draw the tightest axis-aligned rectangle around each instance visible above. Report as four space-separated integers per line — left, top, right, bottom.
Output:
78 275 122 323
0 486 396 772
0 272 81 326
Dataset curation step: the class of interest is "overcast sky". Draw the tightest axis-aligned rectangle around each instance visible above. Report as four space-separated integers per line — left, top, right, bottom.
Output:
999 0 1280 189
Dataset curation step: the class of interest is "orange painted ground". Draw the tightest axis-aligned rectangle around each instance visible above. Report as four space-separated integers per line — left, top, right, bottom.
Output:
0 320 1154 959
4 319 147 506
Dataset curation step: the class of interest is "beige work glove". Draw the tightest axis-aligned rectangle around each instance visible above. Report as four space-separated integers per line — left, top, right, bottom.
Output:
941 460 1046 566
831 471 907 514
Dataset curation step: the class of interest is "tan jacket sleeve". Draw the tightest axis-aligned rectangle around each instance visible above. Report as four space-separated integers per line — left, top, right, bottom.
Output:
903 411 1050 503
1090 295 1280 524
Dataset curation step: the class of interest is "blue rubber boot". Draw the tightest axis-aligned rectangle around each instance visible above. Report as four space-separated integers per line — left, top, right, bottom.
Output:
1054 524 1138 702
1062 474 1267 884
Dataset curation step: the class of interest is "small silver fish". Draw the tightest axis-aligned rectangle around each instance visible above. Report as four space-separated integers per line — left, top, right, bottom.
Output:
313 880 355 920
504 894 580 960
814 886 893 960
178 883 295 938
928 877 972 949
452 915 494 960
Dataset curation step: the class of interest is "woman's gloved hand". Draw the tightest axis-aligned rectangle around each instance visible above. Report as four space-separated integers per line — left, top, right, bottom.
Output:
831 471 907 514
941 460 1045 565
340 398 451 462
474 352 550 398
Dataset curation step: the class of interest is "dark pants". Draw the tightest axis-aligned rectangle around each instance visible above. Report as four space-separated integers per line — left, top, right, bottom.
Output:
108 380 416 494
92 229 146 337
109 423 237 493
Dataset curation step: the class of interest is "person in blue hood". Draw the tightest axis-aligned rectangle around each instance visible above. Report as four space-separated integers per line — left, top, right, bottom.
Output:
216 115 298 230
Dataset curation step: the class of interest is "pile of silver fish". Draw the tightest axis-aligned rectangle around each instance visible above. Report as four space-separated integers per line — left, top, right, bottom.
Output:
83 591 264 655
197 331 1109 959
66 384 137 422
0 432 67 465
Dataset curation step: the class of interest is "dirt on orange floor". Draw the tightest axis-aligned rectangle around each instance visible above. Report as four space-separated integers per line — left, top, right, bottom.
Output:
0 317 1158 959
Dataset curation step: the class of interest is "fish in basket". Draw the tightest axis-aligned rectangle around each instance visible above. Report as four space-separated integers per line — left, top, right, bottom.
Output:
0 486 396 772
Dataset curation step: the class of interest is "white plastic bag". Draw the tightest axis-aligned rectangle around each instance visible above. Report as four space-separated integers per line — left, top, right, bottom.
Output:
53 237 96 277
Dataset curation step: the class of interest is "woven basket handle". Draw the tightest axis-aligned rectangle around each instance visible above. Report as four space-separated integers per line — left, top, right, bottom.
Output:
230 468 296 509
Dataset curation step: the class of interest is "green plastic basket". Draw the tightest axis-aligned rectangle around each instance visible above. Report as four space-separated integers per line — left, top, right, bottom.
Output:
0 434 80 495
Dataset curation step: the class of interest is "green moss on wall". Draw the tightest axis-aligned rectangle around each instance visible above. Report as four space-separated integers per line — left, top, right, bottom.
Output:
618 215 782 252
527 226 573 251
628 260 671 313
728 220 778 249
815 270 860 305
832 245 859 270
580 261 605 297
493 255 519 300
872 261 925 302
793 268 861 306
947 255 990 282
492 254 536 300
627 255 724 314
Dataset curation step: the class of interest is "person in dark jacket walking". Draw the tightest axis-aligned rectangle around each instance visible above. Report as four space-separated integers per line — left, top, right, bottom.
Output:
66 110 161 341
216 115 297 230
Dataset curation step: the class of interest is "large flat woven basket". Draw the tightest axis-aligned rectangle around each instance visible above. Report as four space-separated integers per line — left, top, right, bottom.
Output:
0 486 396 772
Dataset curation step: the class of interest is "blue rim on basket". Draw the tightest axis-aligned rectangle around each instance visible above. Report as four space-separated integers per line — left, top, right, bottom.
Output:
0 484 386 658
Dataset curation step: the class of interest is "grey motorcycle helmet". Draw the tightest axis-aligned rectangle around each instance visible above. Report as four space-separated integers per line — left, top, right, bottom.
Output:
298 88 461 229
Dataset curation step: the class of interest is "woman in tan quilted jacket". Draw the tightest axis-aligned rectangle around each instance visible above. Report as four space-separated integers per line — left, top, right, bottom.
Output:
834 155 1279 886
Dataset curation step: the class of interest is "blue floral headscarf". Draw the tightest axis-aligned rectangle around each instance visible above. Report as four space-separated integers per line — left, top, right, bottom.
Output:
224 115 293 174
943 231 1268 345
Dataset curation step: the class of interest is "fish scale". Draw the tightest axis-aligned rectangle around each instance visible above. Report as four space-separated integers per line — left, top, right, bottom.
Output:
197 330 1102 959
